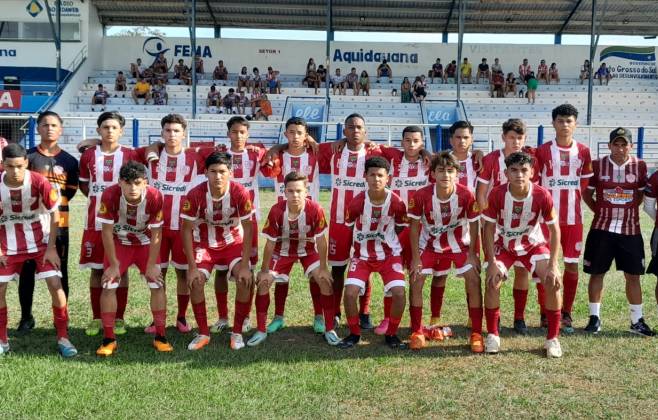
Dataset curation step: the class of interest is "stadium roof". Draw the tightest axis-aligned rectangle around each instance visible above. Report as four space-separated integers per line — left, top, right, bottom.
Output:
94 0 658 36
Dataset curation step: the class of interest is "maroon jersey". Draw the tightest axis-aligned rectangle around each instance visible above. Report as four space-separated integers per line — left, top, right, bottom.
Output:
644 171 658 227
261 199 328 257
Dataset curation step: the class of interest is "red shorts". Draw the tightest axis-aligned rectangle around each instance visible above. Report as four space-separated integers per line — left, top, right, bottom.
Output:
270 253 321 282
0 249 61 283
328 221 353 266
542 223 583 264
80 229 104 270
103 242 160 289
193 242 245 281
345 256 406 297
159 228 187 269
398 227 411 270
420 249 472 277
492 245 550 279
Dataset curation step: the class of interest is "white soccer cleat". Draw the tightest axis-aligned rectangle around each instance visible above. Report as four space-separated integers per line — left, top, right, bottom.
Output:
209 319 229 334
187 334 210 351
246 331 267 347
484 333 501 354
230 333 245 350
324 330 341 346
0 340 9 355
544 338 563 358
242 318 252 334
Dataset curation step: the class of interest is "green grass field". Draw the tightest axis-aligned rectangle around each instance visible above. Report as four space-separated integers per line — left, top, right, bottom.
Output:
1 189 657 419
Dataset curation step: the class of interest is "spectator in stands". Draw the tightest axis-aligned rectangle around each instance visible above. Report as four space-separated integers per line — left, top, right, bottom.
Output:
237 90 249 115
194 54 204 75
579 59 591 84
359 70 371 96
376 59 393 83
518 58 532 81
412 76 427 103
490 70 505 98
174 59 187 80
114 71 127 98
400 77 412 103
250 88 263 115
132 77 151 105
304 68 320 94
346 67 359 95
548 62 560 84
142 66 155 85
267 67 282 94
91 84 108 111
477 58 490 84
153 53 167 71
526 71 538 104
207 84 221 110
238 66 251 93
179 64 192 87
251 67 264 91
317 65 327 83
491 57 503 75
429 58 443 84
222 88 238 114
460 58 473 83
255 93 272 121
595 62 612 85
331 68 346 95
306 58 316 76
130 58 145 78
537 59 549 84
505 72 517 97
445 60 457 83
213 60 229 84
152 53 168 83
152 79 168 106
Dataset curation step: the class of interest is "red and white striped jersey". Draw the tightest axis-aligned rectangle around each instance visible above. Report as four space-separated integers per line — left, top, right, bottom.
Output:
588 155 646 235
318 142 382 224
408 183 479 254
96 184 164 246
453 152 480 193
380 146 429 203
0 171 59 255
180 180 254 250
477 149 507 189
79 145 137 231
482 183 556 256
261 199 328 257
345 190 408 261
261 149 320 202
535 140 593 225
146 148 202 230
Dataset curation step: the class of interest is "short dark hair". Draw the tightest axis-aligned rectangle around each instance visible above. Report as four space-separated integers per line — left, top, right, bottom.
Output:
449 120 473 136
430 151 460 172
551 104 579 121
161 113 187 130
502 118 526 135
504 152 534 168
364 156 390 173
119 161 147 182
284 171 308 186
402 125 424 138
345 113 365 126
205 151 232 170
226 116 249 130
285 117 308 131
97 111 125 128
2 143 27 160
37 111 62 125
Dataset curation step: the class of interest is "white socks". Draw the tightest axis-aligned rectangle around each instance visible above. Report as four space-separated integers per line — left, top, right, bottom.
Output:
589 302 601 317
629 304 643 324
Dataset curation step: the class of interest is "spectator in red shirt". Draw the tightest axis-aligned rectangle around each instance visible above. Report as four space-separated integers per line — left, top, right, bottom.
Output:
548 63 560 85
518 58 532 81
537 60 549 84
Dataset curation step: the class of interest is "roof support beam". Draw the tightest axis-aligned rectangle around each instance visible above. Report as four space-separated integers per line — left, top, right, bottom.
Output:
325 0 332 103
188 0 197 120
204 0 221 37
456 0 465 102
556 0 584 36
442 0 456 42
586 0 597 126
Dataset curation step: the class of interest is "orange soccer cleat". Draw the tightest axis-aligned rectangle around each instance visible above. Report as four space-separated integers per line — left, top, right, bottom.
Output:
96 340 118 357
422 325 445 341
153 338 174 352
409 332 427 350
469 332 484 353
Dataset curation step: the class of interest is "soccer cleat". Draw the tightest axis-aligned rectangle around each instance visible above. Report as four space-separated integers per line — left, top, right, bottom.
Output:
385 335 408 350
334 315 341 329
114 319 127 335
16 316 35 334
144 322 156 335
85 319 102 336
629 318 656 337
187 334 210 351
374 318 389 336
153 337 174 352
0 340 10 355
544 338 563 358
337 334 361 349
540 314 548 329
230 333 245 350
561 312 575 334
484 334 501 354
247 331 268 347
584 315 601 334
409 332 427 350
429 316 441 327
96 339 118 357
513 319 529 336
313 315 326 334
266 316 286 333
176 318 192 333
209 318 229 334
324 330 341 346
57 338 78 358
242 318 252 334
359 313 374 330
469 332 484 354
422 325 444 341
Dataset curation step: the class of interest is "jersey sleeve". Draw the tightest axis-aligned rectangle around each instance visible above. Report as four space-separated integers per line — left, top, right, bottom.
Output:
234 185 255 221
541 189 557 225
147 190 165 229
587 160 599 190
259 151 282 178
180 190 200 221
344 196 362 227
481 188 499 223
261 206 281 242
62 153 80 201
38 175 60 213
132 146 149 164
393 196 409 227
465 191 480 222
645 172 658 198
78 149 92 182
313 205 329 238
638 160 648 190
476 155 493 184
379 145 402 164
96 188 117 225
317 142 333 174
580 146 594 178
407 189 424 220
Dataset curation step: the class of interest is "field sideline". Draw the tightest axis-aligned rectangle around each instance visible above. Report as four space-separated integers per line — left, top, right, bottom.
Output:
0 189 657 418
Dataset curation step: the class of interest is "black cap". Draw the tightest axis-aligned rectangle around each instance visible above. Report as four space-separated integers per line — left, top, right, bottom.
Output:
609 127 632 143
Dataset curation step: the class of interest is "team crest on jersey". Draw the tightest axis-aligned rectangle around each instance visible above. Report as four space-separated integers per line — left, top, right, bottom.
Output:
244 200 252 212
513 206 523 214
318 216 326 229
262 217 270 230
49 188 59 202
182 200 191 211
627 174 636 183
156 210 164 221
99 202 108 214
408 198 415 209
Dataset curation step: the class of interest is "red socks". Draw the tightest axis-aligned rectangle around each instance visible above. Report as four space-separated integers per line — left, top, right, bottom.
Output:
152 309 166 337
347 315 360 336
333 276 344 317
562 270 579 314
309 281 323 316
101 311 116 340
485 307 500 336
0 307 7 342
546 310 561 339
536 283 546 316
321 294 335 331
215 290 228 319
385 317 402 336
90 287 102 319
52 306 69 339
115 286 128 320
177 294 190 320
468 307 483 334
409 305 423 334
513 288 528 321
233 300 250 334
274 283 289 317
359 279 372 315
192 301 209 336
430 285 445 318
255 293 270 333
383 296 392 319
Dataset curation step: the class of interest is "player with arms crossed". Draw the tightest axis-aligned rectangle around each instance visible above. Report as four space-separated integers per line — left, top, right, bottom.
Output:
482 152 564 358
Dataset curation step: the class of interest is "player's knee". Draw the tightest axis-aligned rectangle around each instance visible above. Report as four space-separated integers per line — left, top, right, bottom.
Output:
390 286 405 300
344 285 360 299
